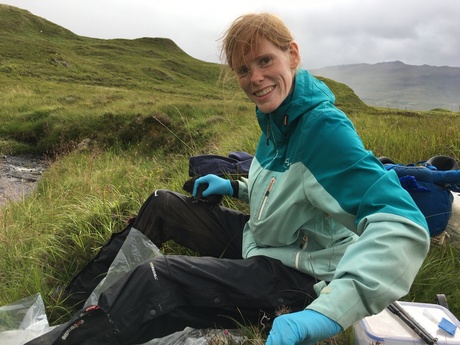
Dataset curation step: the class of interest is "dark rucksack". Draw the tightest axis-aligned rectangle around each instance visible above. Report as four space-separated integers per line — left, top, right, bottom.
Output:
188 151 253 177
379 156 460 237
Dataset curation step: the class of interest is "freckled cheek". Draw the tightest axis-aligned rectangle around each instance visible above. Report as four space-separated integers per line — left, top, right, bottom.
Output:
282 75 293 95
238 79 252 96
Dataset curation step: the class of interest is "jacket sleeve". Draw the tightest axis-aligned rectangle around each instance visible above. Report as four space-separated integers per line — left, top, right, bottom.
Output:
307 216 429 330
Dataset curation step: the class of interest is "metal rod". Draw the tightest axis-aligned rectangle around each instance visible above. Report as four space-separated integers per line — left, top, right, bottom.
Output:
387 302 438 345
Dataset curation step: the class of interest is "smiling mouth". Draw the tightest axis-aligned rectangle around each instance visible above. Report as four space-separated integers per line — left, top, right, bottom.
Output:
254 86 274 97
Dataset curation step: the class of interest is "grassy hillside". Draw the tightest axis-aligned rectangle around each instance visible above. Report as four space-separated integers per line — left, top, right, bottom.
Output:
1 5 460 344
0 7 237 156
0 4 220 90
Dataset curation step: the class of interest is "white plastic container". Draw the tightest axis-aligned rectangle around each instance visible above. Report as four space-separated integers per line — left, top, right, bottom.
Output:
353 302 460 345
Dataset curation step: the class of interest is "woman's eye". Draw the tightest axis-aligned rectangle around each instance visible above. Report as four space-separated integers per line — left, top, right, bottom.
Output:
236 66 249 76
259 56 272 66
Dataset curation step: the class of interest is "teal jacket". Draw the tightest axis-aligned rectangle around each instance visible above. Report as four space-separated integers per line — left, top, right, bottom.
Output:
237 69 430 330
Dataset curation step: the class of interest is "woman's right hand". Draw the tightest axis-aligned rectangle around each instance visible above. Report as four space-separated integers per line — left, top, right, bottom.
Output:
192 174 233 197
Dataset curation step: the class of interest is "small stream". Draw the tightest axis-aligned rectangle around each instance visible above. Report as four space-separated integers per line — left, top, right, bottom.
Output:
0 154 48 206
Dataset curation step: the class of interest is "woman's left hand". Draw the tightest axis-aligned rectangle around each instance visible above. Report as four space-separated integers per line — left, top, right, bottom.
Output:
265 309 342 345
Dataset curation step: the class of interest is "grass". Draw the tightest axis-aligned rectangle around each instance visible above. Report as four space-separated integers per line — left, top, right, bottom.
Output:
1 4 460 344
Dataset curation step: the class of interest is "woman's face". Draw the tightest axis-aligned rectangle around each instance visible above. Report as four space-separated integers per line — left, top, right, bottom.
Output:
234 38 300 113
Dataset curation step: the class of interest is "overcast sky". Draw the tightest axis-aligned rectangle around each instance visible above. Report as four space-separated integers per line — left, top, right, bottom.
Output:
3 0 460 69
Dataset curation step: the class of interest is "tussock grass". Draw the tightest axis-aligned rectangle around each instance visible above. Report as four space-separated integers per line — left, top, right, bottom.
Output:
351 111 460 162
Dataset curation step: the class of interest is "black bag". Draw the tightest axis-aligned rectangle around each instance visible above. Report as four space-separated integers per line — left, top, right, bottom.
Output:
25 306 120 345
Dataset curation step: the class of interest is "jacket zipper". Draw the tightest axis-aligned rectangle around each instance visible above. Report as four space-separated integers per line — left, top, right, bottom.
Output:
258 177 276 220
266 120 271 145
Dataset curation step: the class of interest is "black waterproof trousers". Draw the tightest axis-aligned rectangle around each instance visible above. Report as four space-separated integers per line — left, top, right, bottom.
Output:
63 190 317 344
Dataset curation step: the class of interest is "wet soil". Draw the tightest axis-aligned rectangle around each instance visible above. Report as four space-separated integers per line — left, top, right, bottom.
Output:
0 154 48 206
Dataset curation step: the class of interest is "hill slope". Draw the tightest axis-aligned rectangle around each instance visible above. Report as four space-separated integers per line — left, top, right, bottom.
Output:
0 4 77 38
310 61 460 111
0 5 367 110
0 4 223 97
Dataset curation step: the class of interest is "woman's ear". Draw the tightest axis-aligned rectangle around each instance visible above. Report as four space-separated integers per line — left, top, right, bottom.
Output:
289 41 301 69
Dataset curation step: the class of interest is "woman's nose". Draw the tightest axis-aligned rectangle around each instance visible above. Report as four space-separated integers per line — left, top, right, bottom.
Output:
250 67 264 84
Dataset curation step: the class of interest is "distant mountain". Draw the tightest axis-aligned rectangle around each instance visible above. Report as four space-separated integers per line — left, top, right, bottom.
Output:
310 61 460 111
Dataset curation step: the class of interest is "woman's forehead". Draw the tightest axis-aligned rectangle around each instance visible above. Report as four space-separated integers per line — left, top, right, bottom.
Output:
232 37 269 67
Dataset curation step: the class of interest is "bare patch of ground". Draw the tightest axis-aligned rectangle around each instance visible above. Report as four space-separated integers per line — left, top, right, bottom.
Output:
0 154 48 206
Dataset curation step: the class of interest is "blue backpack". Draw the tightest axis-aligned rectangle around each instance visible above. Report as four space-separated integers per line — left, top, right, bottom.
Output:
379 156 460 237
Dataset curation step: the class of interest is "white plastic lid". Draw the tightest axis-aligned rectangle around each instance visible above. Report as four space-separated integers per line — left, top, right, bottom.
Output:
361 302 460 344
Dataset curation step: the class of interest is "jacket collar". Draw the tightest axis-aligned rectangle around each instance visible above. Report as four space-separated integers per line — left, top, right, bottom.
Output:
256 69 335 145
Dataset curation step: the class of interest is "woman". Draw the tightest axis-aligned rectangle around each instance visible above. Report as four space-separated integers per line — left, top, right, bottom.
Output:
28 13 430 345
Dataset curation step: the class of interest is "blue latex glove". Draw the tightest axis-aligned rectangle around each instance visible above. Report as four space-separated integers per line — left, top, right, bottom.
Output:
266 309 342 345
192 174 233 197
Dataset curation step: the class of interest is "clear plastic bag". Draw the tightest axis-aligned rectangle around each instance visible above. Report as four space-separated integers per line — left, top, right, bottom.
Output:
85 227 164 307
140 327 246 345
0 293 52 344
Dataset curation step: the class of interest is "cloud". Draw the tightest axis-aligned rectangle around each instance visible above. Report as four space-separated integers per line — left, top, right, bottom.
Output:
282 0 460 68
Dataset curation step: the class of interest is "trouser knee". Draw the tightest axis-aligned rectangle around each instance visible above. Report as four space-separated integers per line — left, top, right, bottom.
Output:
131 189 180 239
98 256 177 339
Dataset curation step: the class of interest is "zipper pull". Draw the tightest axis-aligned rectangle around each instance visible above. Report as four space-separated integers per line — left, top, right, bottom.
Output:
299 235 308 249
265 177 275 196
258 177 276 220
